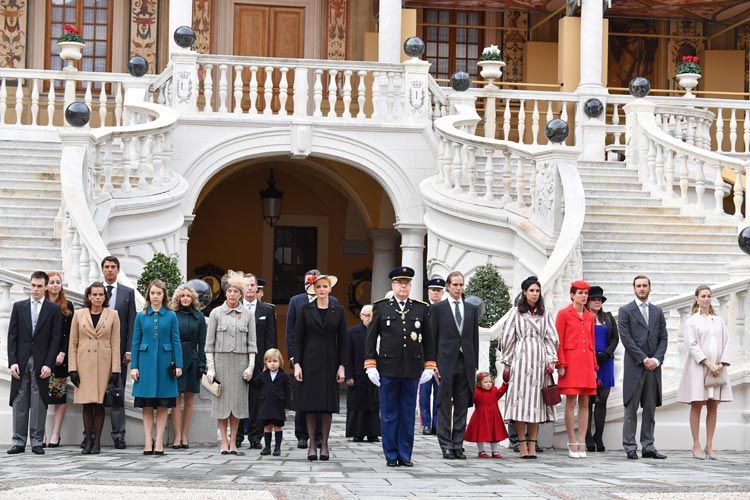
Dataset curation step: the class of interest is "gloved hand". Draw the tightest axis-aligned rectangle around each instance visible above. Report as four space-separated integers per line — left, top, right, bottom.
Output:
596 352 607 365
108 373 119 387
197 367 206 381
366 367 380 387
242 356 255 382
69 371 80 387
206 352 216 384
502 367 511 383
419 369 435 385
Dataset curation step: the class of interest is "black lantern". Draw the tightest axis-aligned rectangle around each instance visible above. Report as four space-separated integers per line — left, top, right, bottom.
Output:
583 98 604 118
450 71 471 92
739 226 750 255
260 170 284 227
127 55 149 77
545 119 569 144
173 26 196 49
629 77 651 98
403 37 425 58
65 102 90 127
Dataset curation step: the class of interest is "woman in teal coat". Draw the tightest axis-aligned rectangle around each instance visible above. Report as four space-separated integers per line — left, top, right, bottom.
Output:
130 280 183 455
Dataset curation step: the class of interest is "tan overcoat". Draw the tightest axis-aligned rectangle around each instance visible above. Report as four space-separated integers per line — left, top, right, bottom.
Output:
69 308 121 404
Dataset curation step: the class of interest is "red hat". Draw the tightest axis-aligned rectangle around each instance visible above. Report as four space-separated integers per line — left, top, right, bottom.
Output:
571 280 590 290
476 371 491 384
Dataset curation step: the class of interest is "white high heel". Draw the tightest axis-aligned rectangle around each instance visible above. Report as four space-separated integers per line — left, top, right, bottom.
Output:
567 442 580 459
577 443 587 459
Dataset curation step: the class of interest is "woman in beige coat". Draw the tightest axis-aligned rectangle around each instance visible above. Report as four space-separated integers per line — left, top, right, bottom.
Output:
677 285 732 460
69 282 121 454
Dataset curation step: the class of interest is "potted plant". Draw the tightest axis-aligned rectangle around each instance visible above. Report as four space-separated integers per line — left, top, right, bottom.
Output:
57 25 85 70
675 55 701 98
137 252 183 299
477 44 505 85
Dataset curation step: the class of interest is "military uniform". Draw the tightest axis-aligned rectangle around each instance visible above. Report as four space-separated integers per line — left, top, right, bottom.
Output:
365 267 436 465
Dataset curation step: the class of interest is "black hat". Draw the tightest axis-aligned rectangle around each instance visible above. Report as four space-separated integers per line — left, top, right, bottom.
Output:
257 277 266 289
389 266 415 281
426 277 446 289
521 275 540 291
588 285 606 303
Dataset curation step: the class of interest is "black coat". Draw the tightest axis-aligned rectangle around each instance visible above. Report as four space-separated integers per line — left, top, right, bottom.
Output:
293 301 347 412
598 311 620 360
175 307 207 394
252 301 277 375
110 283 136 361
430 298 479 406
365 297 435 379
8 298 63 406
53 300 75 377
252 369 292 422
285 292 339 361
346 323 378 412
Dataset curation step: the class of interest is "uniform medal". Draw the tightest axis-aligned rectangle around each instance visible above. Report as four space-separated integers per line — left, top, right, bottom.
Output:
414 320 420 329
410 332 417 341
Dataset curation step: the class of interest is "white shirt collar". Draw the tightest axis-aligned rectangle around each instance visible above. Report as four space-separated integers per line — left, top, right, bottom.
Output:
104 280 118 289
245 299 258 308
636 298 649 308
30 297 44 305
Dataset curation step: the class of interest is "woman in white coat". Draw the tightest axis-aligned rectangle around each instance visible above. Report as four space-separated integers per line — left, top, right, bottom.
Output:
677 285 732 460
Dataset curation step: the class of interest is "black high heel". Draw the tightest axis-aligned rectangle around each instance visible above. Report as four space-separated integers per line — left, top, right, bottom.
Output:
308 453 318 461
143 440 155 456
47 436 61 448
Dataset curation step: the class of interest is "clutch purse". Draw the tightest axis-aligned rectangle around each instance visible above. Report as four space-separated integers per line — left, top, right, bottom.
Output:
201 374 221 397
541 374 561 406
103 384 123 408
168 361 177 378
704 369 728 388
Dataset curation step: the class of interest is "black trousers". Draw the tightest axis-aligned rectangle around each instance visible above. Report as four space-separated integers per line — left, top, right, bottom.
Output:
436 353 470 452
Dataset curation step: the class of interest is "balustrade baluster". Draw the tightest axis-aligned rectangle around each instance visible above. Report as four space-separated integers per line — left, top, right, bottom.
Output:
730 109 738 153
435 137 446 186
673 117 683 142
695 160 706 209
115 83 123 126
745 111 750 153
342 69 352 119
151 133 163 187
501 151 512 204
371 71 380 119
46 79 55 127
203 64 214 112
93 143 104 197
233 65 244 113
663 148 674 198
451 141 462 191
678 153 689 202
484 95 496 139
138 135 151 190
531 100 539 145
718 296 730 324
386 72 395 120
70 231 81 286
736 291 748 356
483 149 494 200
79 244 90 286
248 66 259 115
561 101 569 122
392 73 402 119
29 79 39 126
0 77 6 124
279 67 289 116
217 64 229 113
103 140 114 192
327 69 338 118
517 100 526 144
654 144 664 192
515 156 525 207
84 82 92 128
646 140 656 188
686 117 695 146
442 137 453 185
356 70 366 119
715 108 724 152
88 255 99 283
263 66 274 116
98 85 107 127
502 99 510 140
313 69 324 117
15 78 23 125
466 146 476 196
733 166 744 220
713 163 725 214
121 136 133 192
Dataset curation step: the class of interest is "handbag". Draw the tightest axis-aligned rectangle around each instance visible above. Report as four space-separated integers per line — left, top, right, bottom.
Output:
168 361 177 378
201 374 221 397
103 384 123 408
541 374 561 406
704 369 728 388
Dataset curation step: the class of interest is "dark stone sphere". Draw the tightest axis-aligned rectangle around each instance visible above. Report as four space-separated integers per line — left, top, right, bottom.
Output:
583 98 604 118
185 279 213 311
545 118 569 143
629 76 651 98
127 55 149 77
450 71 471 92
465 296 486 322
65 102 90 127
173 26 196 48
403 37 425 58
739 227 750 256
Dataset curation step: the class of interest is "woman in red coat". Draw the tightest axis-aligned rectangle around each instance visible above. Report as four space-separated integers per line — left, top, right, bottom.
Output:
556 281 597 459
464 372 508 459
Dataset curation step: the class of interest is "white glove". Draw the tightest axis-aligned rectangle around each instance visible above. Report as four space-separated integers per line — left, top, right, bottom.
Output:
242 356 255 381
206 352 216 384
419 369 435 385
366 367 381 387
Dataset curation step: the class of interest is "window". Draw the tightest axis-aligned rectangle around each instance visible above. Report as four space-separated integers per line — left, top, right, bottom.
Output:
47 0 111 73
272 226 318 304
422 9 483 82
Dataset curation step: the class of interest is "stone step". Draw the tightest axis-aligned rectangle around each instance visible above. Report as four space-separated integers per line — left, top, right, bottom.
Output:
586 195 664 206
577 171 640 181
581 258 728 271
578 160 626 168
0 205 60 217
0 195 61 208
0 141 60 151
586 188 659 200
583 220 734 234
586 238 738 251
586 203 681 214
582 229 735 243
0 225 55 237
582 248 739 262
584 212 707 223
0 177 61 188
0 186 61 197
0 256 62 270
0 234 60 246
0 214 57 227
0 244 61 259
582 181 645 191
583 269 727 283
0 154 62 165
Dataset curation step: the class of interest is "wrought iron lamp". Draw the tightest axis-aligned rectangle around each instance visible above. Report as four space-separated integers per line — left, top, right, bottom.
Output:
260 170 284 227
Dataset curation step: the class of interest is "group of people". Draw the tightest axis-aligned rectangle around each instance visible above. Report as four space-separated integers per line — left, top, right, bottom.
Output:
5 260 734 465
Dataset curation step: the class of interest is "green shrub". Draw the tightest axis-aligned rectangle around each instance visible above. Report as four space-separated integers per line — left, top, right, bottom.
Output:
137 252 182 299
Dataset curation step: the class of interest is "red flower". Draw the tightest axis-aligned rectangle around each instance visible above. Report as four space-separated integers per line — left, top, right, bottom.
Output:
63 25 80 34
693 56 700 63
305 274 318 284
682 56 690 63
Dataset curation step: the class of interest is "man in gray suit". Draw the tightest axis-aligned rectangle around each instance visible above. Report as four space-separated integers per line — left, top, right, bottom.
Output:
101 256 136 449
617 275 668 460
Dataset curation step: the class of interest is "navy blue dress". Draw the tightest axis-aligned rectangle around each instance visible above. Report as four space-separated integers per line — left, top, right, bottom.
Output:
595 324 615 388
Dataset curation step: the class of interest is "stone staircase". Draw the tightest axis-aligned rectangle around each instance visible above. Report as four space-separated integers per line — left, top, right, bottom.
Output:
0 140 63 277
579 160 741 311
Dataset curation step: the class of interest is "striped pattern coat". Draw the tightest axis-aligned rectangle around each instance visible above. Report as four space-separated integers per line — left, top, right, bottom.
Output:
500 308 559 423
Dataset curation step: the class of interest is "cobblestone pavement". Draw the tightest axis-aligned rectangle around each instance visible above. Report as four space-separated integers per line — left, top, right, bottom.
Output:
0 414 748 499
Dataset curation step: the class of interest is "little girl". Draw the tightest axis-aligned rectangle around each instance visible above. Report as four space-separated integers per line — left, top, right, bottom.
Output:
253 348 292 456
464 371 509 458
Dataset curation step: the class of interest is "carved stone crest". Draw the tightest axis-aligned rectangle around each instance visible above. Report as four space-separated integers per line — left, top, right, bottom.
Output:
176 70 193 104
409 80 425 113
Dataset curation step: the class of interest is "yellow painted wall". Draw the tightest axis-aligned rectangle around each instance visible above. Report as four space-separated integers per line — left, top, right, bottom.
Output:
363 9 418 63
525 42 559 85
703 50 745 98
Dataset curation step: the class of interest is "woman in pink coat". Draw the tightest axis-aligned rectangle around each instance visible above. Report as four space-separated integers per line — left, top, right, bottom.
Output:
677 285 732 460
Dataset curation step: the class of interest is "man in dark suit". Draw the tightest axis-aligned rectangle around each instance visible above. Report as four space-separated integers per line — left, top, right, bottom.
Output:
618 275 669 460
419 277 445 435
7 271 62 455
429 271 479 460
101 256 136 449
365 266 436 467
237 273 278 449
286 269 338 448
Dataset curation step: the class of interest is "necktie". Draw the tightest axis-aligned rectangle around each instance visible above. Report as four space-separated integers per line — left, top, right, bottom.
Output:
31 300 40 332
399 301 405 310
247 302 255 312
640 303 649 324
106 285 114 306
454 300 463 331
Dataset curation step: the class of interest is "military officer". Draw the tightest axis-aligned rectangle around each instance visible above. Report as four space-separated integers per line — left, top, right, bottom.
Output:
364 266 436 467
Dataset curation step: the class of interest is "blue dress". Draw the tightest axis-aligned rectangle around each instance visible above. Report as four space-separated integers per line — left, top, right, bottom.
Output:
595 324 615 388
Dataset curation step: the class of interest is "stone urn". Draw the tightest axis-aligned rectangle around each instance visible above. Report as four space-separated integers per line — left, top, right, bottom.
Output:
676 72 701 98
478 60 506 86
58 41 85 70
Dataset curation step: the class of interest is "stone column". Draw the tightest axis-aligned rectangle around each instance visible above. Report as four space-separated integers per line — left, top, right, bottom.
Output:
395 223 426 301
178 215 194 279
370 229 400 301
577 0 606 93
378 0 402 63
168 0 194 56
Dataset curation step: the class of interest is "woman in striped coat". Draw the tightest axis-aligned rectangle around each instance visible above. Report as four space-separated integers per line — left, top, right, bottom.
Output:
500 276 559 459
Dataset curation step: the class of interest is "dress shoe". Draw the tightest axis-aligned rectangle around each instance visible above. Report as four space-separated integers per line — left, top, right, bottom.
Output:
272 447 281 457
397 459 413 467
626 450 638 460
31 446 45 455
250 440 263 450
6 445 25 454
367 437 380 443
113 438 126 450
297 438 308 449
478 451 490 459
260 446 271 456
492 452 503 459
692 451 705 460
586 442 596 453
431 427 437 435
352 437 364 442
642 450 667 459
705 449 718 460
422 426 432 435
308 453 318 461
386 459 398 467
453 449 467 460
594 437 605 452
442 449 455 460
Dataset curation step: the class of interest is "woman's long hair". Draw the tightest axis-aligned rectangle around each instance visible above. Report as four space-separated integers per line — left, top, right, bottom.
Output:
517 291 545 315
143 279 170 312
170 284 199 311
46 271 72 317
690 285 716 316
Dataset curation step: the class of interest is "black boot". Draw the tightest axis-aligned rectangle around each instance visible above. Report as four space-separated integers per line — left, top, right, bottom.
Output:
81 432 93 455
273 431 282 456
260 432 272 455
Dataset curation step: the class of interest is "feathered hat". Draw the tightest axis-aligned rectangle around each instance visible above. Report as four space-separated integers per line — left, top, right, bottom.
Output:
221 270 247 293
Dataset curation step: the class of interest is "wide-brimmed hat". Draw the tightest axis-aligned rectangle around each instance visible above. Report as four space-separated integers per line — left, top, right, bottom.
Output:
588 285 607 302
305 274 338 293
